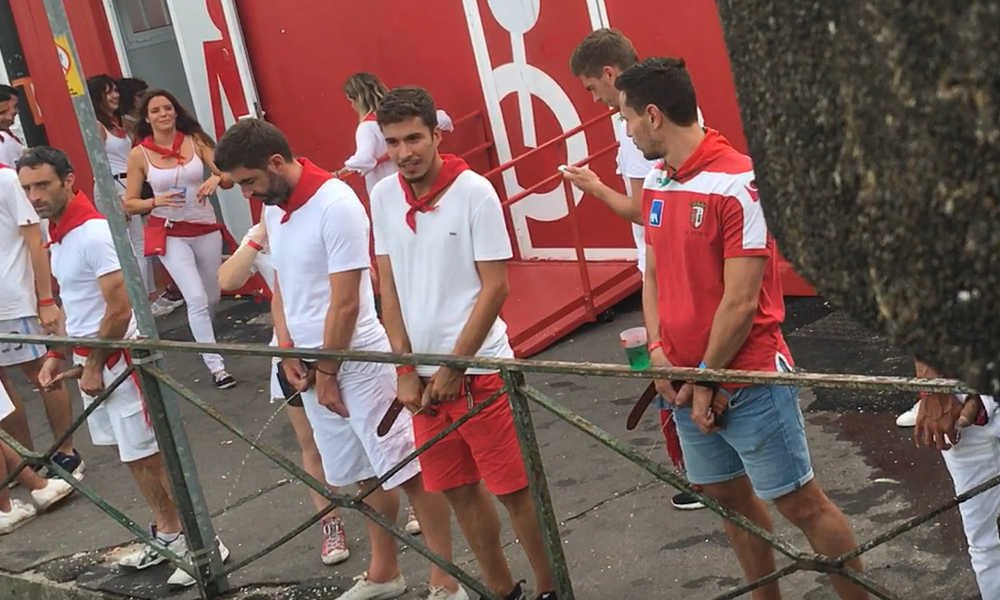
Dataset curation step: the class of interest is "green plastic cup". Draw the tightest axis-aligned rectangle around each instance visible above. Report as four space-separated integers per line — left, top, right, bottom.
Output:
619 327 650 371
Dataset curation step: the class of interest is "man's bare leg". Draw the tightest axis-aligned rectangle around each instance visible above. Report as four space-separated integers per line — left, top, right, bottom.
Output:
286 407 343 517
400 473 459 592
702 476 781 600
774 480 868 599
0 369 33 451
19 359 74 455
497 487 555 593
444 481 515 596
0 442 51 511
357 478 401 583
126 452 182 534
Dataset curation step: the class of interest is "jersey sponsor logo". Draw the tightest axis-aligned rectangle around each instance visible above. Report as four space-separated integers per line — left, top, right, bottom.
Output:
649 199 664 227
690 201 706 229
745 180 759 202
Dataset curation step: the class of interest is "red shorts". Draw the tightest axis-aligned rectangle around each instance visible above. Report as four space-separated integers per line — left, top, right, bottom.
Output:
412 373 528 495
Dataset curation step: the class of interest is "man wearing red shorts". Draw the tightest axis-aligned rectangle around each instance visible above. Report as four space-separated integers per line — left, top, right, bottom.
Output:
371 86 555 600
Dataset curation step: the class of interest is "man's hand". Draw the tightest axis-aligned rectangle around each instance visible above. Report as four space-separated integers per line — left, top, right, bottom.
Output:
398 371 426 415
37 356 70 389
423 366 463 408
561 165 603 196
38 304 65 334
79 363 104 397
650 348 686 404
315 370 348 417
915 393 963 450
280 358 314 393
691 385 728 434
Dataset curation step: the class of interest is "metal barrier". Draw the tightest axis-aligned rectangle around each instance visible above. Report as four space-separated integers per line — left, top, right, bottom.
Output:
0 333 989 600
11 3 995 599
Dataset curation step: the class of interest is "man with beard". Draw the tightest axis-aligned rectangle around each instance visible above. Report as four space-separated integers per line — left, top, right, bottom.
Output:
215 119 464 600
370 86 555 600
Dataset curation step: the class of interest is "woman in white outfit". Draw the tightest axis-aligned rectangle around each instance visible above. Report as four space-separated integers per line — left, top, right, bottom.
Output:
87 75 155 296
336 72 453 195
123 90 236 389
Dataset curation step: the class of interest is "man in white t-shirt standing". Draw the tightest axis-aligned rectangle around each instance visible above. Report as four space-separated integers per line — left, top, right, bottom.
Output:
0 85 25 168
18 146 227 588
565 28 705 512
371 87 555 600
0 154 82 479
215 119 464 600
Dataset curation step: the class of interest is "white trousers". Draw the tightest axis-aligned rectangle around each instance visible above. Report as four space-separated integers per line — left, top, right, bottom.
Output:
942 396 1000 598
158 232 225 374
126 215 155 294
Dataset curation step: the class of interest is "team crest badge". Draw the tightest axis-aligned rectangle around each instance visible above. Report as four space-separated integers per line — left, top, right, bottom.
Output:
689 201 706 229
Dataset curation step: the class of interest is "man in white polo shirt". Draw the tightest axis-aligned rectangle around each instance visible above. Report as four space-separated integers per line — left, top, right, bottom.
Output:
0 85 24 168
17 146 227 588
0 152 82 479
565 28 705 512
215 119 463 600
371 87 555 600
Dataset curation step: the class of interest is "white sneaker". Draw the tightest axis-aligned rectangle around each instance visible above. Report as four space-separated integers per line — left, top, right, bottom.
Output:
404 505 421 535
336 572 406 600
150 295 184 318
30 478 74 511
896 401 920 427
118 527 185 570
0 499 37 534
427 584 469 600
213 370 237 390
167 537 230 588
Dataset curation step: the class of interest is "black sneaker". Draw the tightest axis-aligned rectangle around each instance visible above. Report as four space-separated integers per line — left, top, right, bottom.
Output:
496 581 526 600
48 450 85 480
671 491 705 510
536 593 557 600
213 370 237 390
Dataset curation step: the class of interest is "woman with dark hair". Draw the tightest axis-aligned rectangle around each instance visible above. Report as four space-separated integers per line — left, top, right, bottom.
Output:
87 75 157 296
337 72 453 194
116 77 148 136
123 89 237 389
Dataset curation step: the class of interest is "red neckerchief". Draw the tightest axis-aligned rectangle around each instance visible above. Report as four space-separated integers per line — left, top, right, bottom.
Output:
48 191 104 245
0 129 22 145
280 158 333 223
400 154 469 232
362 112 377 122
140 131 185 161
107 116 126 138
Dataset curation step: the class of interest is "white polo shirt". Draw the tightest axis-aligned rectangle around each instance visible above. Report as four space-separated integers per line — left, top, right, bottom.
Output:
264 178 386 361
50 219 122 338
371 170 514 376
0 131 24 169
0 166 40 320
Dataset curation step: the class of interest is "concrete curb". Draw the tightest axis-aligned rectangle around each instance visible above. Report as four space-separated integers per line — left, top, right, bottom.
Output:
0 570 115 599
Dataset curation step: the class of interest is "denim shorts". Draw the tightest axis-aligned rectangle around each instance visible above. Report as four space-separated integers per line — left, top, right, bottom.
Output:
672 384 814 501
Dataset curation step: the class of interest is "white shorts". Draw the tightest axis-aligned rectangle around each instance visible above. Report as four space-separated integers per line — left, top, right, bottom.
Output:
300 360 419 490
0 380 14 422
0 316 45 367
73 351 159 463
270 357 283 401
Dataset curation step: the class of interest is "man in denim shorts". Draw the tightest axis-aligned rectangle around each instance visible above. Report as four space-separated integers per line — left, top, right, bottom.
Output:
616 57 869 599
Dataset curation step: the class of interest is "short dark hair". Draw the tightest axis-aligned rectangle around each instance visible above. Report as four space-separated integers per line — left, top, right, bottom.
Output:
569 28 639 78
16 146 74 179
615 57 699 126
215 118 293 171
376 87 437 130
0 84 17 102
117 77 148 115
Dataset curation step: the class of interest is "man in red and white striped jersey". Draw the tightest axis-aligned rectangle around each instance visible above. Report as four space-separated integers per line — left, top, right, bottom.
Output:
615 58 868 599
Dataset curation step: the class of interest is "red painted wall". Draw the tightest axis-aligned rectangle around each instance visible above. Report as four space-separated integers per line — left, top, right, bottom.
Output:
11 0 120 192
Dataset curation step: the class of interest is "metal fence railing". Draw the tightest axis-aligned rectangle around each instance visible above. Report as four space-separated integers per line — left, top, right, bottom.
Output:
0 333 987 600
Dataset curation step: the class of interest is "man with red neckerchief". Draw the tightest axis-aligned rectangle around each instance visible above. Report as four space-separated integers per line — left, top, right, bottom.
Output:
17 146 228 588
370 87 555 600
215 119 463 600
616 58 868 599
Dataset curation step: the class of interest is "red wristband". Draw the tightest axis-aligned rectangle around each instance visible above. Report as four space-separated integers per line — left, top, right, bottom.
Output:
278 341 293 348
647 341 663 353
38 297 56 307
246 239 263 252
396 364 416 376
44 350 65 360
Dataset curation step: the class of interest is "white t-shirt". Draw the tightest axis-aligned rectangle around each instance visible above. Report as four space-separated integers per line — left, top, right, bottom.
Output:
612 116 658 275
264 178 386 361
343 120 398 195
0 131 24 168
50 219 122 338
371 169 514 376
0 167 40 320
